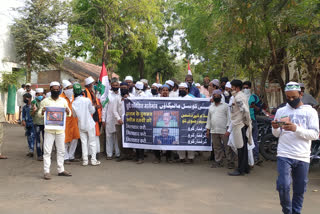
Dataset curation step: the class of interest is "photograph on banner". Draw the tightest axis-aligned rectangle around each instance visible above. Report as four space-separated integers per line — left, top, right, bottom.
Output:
154 111 179 128
122 98 212 151
44 107 66 130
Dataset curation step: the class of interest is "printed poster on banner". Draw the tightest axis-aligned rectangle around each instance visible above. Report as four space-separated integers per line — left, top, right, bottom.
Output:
122 97 212 151
44 107 66 130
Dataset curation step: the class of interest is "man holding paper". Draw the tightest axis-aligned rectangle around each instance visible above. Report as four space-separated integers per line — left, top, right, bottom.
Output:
38 81 72 180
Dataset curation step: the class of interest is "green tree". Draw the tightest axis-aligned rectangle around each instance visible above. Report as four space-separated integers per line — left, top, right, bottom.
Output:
10 0 69 82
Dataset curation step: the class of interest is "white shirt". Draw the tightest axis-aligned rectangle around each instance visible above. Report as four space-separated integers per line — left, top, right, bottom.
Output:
169 90 179 97
206 102 230 134
17 88 25 107
145 90 153 97
72 96 96 132
24 89 36 100
272 104 319 163
102 91 121 134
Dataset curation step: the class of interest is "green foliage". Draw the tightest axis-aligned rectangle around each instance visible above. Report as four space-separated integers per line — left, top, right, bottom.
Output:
0 70 25 92
10 0 69 81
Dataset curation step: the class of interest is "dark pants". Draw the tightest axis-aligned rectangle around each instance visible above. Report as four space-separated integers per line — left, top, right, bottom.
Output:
154 150 172 161
136 149 144 160
34 125 44 157
277 157 309 214
26 126 35 153
237 126 250 174
116 125 133 159
252 119 259 160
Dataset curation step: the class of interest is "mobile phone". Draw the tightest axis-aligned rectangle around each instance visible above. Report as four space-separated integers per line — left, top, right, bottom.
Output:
276 121 286 126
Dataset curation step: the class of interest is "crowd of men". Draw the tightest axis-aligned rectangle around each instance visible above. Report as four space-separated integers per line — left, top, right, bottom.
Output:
0 74 319 214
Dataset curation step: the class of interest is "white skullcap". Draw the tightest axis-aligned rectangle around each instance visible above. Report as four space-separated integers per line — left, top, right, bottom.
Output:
195 83 200 87
125 76 133 81
179 82 188 88
140 79 148 84
35 88 44 93
226 81 231 88
26 83 31 86
285 82 301 92
135 81 144 90
165 80 174 87
62 80 72 89
157 83 162 88
50 81 60 87
84 76 95 86
211 79 220 87
152 83 159 88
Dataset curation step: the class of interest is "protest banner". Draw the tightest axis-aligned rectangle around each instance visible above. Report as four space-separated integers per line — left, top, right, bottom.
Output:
122 97 212 151
44 107 66 130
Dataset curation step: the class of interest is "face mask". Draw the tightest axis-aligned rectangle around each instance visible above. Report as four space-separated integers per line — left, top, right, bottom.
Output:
64 89 73 99
221 85 225 90
204 83 209 88
51 90 60 99
179 90 187 97
120 88 129 97
24 99 28 104
94 85 98 91
213 97 221 103
112 87 119 92
37 96 43 101
224 91 230 97
287 98 300 108
243 89 251 96
187 82 192 88
231 90 237 96
151 88 158 95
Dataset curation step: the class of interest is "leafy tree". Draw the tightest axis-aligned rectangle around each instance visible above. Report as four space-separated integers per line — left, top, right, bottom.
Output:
10 0 69 82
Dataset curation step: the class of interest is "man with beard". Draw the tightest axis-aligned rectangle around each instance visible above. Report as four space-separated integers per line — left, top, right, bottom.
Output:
185 75 200 98
227 79 252 176
38 82 72 180
125 76 136 96
200 77 210 98
102 78 121 160
151 83 160 97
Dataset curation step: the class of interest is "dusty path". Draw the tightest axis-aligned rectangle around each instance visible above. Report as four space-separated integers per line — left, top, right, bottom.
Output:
0 125 319 214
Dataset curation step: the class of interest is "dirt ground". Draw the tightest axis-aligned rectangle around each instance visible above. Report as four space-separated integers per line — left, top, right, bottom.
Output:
0 125 319 214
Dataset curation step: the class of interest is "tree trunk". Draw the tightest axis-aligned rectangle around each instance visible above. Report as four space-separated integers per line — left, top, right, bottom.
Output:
138 53 145 79
259 63 271 110
26 50 31 83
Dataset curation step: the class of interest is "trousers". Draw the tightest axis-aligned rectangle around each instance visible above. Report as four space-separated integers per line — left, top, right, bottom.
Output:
43 132 65 174
80 129 97 164
0 123 4 155
237 126 250 174
106 132 120 158
211 133 236 163
277 157 309 214
34 125 44 157
177 151 195 160
26 126 36 153
64 139 78 160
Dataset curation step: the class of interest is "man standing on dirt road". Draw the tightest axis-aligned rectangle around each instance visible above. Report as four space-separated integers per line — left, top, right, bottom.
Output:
272 82 319 214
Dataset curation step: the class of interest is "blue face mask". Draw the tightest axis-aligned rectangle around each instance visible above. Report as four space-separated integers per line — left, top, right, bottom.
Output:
94 85 98 91
37 96 43 101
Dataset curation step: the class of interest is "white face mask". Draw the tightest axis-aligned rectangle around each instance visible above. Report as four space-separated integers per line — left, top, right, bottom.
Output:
243 88 251 96
64 89 74 99
224 91 230 97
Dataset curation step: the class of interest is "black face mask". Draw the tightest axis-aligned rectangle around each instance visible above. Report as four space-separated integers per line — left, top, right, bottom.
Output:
287 98 300 108
187 82 192 88
24 99 29 104
179 90 187 97
213 97 221 103
51 90 60 99
120 88 129 97
112 87 119 92
151 89 158 95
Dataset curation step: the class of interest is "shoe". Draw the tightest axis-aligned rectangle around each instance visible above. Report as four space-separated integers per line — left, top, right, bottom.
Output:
116 157 123 162
91 161 101 166
179 159 186 163
0 155 8 159
136 159 144 164
37 156 43 161
153 159 161 164
58 171 72 177
166 159 173 164
106 157 113 160
44 173 51 180
69 159 80 162
254 159 263 166
26 152 33 157
82 161 88 166
228 170 244 176
227 162 235 169
211 161 223 168
64 160 71 165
